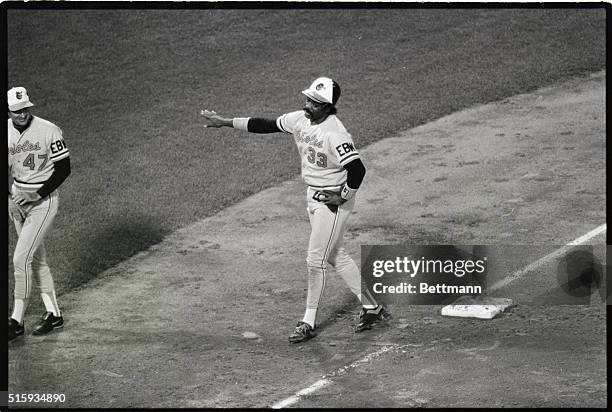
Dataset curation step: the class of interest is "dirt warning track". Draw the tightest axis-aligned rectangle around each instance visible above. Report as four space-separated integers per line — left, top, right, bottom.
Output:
8 72 606 408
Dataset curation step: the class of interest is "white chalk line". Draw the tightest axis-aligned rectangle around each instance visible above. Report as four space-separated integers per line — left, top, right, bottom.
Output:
271 344 402 409
489 223 607 292
271 224 607 409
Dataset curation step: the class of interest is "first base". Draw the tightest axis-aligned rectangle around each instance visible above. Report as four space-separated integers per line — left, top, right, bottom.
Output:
441 297 513 319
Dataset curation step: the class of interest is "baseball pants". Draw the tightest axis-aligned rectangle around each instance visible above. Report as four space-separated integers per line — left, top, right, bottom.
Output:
304 188 377 322
11 190 59 302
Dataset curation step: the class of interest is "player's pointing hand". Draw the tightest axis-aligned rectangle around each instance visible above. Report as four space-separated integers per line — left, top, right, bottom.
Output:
200 109 232 128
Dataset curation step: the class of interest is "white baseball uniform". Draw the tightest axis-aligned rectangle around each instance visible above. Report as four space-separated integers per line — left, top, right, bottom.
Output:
276 110 377 327
8 115 69 318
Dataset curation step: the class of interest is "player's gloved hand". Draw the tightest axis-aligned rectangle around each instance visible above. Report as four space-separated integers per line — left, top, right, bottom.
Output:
12 190 41 206
8 196 26 221
320 190 346 206
200 109 231 128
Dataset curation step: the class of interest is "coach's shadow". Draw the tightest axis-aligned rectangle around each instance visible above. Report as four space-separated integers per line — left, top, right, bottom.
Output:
65 214 166 288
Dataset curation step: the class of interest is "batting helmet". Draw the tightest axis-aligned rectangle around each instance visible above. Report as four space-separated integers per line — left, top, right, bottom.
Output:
302 77 341 106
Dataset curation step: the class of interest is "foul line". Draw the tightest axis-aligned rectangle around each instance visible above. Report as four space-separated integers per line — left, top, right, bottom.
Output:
271 344 400 409
489 223 607 292
271 224 606 409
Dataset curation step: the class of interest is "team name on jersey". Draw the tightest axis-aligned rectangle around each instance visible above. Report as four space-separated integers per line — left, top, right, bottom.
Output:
336 142 356 156
9 140 41 156
295 131 324 148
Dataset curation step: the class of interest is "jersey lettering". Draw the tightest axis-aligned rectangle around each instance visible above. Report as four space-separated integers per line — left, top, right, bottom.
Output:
50 139 66 154
8 140 41 155
296 131 324 148
336 142 355 157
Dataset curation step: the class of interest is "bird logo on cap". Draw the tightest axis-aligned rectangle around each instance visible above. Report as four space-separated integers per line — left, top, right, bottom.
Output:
315 83 325 91
16 91 23 99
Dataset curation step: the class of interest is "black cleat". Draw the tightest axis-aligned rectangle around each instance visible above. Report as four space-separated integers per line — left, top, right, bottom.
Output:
32 312 64 335
288 321 317 343
355 306 391 333
9 318 24 341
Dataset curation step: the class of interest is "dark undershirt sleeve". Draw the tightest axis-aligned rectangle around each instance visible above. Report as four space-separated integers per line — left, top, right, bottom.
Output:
36 157 71 198
344 158 366 189
247 118 282 133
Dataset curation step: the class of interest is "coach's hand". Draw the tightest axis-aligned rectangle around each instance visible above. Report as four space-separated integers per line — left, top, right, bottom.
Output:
12 190 41 206
8 196 26 221
320 190 346 206
200 109 232 128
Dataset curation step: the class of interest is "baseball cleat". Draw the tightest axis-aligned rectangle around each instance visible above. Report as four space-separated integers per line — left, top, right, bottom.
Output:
288 321 317 343
355 305 391 333
32 312 64 335
9 318 25 341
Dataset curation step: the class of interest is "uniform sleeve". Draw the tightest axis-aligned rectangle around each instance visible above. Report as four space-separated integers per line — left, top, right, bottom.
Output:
327 131 360 167
36 157 70 198
49 126 69 162
275 110 303 134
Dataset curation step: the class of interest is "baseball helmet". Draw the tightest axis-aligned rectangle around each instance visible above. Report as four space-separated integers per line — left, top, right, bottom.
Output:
302 77 341 105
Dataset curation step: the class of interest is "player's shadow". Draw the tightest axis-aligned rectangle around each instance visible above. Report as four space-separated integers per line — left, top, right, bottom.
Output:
61 214 166 291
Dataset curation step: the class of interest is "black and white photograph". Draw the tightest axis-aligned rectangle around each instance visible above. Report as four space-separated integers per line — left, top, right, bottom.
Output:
4 2 607 409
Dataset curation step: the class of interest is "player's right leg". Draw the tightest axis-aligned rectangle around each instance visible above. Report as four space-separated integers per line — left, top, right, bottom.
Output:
290 190 345 342
289 202 332 342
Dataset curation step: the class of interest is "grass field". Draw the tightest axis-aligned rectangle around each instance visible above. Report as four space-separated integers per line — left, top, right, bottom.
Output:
6 7 606 295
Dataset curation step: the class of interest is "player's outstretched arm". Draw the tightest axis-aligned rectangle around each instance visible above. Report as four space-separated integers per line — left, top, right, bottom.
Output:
201 109 233 128
201 109 282 134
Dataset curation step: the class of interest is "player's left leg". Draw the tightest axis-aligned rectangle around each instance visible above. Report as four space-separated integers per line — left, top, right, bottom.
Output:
325 207 391 333
31 241 64 335
328 246 378 309
30 193 63 335
32 243 61 317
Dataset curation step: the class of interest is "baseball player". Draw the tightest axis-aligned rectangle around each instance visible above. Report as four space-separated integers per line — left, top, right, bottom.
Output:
8 87 71 341
201 77 390 343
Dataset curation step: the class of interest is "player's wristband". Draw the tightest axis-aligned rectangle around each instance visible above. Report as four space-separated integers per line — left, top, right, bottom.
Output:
340 184 357 201
232 117 250 131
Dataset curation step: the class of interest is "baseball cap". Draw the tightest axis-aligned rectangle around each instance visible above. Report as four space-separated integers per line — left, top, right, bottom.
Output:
302 77 341 105
8 87 34 111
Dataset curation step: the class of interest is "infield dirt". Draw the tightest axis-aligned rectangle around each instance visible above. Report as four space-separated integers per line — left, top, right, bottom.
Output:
8 72 606 408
